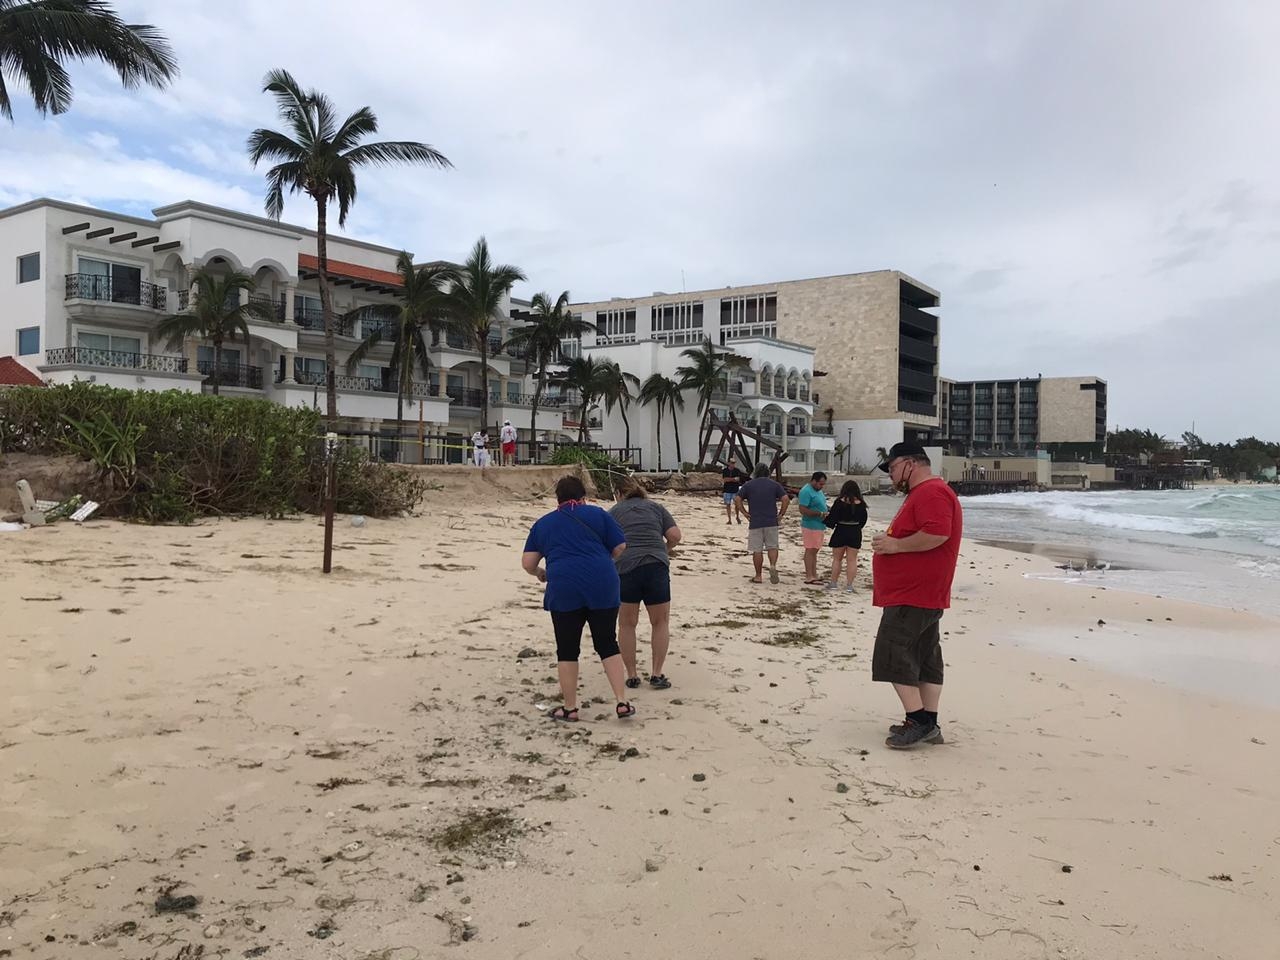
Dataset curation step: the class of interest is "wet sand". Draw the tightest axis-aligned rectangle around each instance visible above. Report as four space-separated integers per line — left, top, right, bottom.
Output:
2 471 1278 959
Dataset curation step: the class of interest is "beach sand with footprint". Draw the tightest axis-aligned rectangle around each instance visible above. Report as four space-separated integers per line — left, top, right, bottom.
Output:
2 474 1277 959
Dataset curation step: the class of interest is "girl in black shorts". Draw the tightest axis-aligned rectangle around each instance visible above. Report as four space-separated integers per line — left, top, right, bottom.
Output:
824 480 868 593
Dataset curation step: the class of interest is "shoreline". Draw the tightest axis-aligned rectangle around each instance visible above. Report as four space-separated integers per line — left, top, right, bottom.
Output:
2 484 1277 958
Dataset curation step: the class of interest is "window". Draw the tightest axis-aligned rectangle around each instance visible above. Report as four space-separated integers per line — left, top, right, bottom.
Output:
595 308 636 343
17 326 40 355
77 331 141 364
294 294 323 327
78 258 141 303
293 356 326 384
507 381 520 402
720 292 777 340
650 301 703 345
18 253 39 283
197 346 241 370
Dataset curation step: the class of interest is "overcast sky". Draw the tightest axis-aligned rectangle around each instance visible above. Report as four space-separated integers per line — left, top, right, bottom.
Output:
2 0 1276 442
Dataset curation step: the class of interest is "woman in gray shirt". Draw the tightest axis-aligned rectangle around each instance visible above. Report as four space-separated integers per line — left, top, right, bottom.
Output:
610 476 683 689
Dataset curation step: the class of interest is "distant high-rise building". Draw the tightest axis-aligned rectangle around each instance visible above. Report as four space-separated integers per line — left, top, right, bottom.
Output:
941 375 1108 455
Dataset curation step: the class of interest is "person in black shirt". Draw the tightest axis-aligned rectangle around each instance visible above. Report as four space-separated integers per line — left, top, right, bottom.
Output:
823 479 868 592
720 457 748 525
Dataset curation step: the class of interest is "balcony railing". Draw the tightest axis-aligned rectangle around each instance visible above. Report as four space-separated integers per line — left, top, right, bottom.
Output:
197 361 263 389
285 368 443 398
45 346 187 373
446 386 487 407
898 368 938 393
898 399 938 417
248 294 286 321
899 335 937 365
65 273 167 310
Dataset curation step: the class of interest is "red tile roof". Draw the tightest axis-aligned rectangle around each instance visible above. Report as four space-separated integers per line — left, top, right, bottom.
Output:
298 253 402 288
0 356 44 386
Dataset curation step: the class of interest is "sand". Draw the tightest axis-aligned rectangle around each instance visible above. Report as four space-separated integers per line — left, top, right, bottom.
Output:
2 468 1278 959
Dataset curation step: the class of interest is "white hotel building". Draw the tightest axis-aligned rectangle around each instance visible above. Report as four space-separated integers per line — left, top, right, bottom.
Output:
0 197 565 461
555 296 836 472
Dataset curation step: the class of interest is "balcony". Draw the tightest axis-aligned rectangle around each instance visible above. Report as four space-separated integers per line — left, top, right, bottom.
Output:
898 367 938 392
248 294 286 321
899 304 938 337
446 386 486 407
65 273 167 310
296 307 357 338
45 346 187 373
197 361 263 390
898 335 937 365
899 398 938 418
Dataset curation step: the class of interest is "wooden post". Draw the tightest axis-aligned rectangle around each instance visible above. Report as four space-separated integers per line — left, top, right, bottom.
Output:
322 432 337 574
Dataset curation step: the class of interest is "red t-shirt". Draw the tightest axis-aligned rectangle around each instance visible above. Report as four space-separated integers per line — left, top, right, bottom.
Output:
872 478 963 610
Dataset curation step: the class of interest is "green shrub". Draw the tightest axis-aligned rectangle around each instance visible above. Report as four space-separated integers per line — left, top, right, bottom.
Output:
549 445 626 498
0 383 425 522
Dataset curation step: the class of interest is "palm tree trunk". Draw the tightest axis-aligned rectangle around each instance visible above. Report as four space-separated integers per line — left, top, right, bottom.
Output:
478 330 490 441
672 404 683 467
315 197 338 424
212 338 222 396
578 395 589 444
620 403 631 454
654 402 664 470
529 369 544 464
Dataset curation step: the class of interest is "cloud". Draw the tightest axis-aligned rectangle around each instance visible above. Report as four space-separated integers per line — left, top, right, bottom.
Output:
0 0 1275 441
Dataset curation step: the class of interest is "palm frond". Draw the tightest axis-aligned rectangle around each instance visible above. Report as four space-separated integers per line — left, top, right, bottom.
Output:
332 105 378 151
342 140 453 169
0 0 176 118
246 127 306 166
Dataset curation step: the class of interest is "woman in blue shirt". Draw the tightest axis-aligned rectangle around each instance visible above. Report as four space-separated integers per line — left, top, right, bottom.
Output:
522 475 636 721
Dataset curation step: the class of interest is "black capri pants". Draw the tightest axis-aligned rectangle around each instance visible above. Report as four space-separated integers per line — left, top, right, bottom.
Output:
550 607 621 662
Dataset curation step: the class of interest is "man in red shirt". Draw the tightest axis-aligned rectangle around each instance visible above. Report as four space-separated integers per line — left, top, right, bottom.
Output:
870 441 963 749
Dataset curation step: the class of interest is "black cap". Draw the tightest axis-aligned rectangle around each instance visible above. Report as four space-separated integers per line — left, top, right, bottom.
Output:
875 440 929 473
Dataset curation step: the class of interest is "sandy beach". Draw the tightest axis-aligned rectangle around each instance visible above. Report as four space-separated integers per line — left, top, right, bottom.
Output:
2 467 1278 959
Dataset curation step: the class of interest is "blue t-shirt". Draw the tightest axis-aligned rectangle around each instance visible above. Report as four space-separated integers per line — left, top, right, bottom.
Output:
523 504 626 611
798 483 828 531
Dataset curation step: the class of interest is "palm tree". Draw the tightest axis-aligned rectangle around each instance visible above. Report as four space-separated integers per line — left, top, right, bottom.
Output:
563 355 609 444
247 69 451 423
597 360 641 455
834 442 848 472
156 268 275 396
345 252 450 456
639 373 686 470
503 291 592 461
0 0 177 121
442 237 526 435
675 337 728 431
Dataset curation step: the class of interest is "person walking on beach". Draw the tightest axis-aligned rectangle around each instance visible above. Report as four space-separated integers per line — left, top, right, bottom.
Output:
797 471 829 585
471 429 489 468
500 419 518 466
522 475 636 721
824 479 868 592
734 463 791 584
610 476 682 690
721 457 748 524
870 442 962 749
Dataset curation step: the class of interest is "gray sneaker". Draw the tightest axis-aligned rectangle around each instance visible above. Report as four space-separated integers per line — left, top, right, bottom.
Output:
886 720 944 747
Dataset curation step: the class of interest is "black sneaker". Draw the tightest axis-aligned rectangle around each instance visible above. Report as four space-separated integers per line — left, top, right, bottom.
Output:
887 721 944 743
625 676 642 689
885 719 943 749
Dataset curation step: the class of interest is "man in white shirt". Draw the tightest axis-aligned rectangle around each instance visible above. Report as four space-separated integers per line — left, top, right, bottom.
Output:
499 420 518 466
471 430 489 467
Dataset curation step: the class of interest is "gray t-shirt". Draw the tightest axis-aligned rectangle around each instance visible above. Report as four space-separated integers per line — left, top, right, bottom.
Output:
610 497 677 574
738 477 788 529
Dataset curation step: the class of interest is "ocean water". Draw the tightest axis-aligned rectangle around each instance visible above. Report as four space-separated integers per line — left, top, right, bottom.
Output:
961 485 1280 617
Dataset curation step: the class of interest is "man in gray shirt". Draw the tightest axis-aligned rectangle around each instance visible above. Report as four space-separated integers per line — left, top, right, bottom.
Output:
610 478 683 689
734 463 791 584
